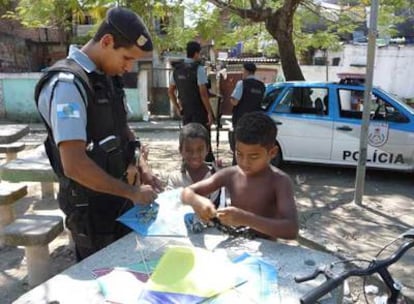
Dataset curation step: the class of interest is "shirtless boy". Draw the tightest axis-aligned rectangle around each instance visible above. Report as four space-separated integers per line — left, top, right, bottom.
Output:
181 111 298 240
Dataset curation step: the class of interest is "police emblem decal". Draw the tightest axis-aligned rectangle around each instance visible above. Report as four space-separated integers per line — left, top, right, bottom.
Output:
368 122 389 147
136 35 148 47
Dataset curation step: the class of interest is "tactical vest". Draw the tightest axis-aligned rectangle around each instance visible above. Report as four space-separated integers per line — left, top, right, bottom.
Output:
232 78 265 126
172 61 207 120
34 59 134 209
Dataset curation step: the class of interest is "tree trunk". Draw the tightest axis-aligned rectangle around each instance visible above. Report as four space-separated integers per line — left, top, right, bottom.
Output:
274 30 304 81
207 0 306 80
266 7 305 81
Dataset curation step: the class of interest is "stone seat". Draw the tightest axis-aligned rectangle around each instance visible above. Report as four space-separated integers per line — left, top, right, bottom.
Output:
0 183 28 244
1 214 64 287
0 142 26 161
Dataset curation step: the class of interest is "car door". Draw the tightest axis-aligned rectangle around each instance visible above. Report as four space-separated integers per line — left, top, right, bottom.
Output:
331 87 414 171
267 84 334 162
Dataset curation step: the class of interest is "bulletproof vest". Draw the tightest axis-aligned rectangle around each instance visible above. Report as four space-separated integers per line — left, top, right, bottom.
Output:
232 78 265 126
34 58 132 203
172 61 207 119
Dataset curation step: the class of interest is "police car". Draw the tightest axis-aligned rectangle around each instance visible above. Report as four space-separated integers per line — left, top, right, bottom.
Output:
262 80 414 172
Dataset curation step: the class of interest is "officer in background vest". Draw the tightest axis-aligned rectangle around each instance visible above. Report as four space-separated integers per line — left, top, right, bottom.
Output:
229 62 266 165
35 7 162 261
168 41 216 162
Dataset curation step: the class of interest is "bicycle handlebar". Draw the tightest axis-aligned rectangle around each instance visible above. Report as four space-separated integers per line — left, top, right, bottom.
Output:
300 275 345 304
296 229 414 304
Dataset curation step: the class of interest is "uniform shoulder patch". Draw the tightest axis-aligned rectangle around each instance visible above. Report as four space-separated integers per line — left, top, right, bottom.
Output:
57 102 81 119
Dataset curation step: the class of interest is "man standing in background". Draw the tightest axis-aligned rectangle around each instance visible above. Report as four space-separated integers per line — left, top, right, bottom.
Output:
168 41 215 162
230 62 265 165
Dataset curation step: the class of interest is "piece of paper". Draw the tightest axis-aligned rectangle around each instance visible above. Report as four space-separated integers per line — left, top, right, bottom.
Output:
139 246 247 303
117 188 192 237
198 253 280 303
92 260 160 283
221 253 279 303
96 268 145 304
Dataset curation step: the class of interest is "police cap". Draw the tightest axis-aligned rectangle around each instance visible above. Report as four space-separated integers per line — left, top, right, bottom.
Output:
106 7 153 51
243 62 257 73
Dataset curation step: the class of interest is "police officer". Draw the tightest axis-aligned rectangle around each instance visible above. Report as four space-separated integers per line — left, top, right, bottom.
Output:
230 62 266 165
35 7 162 260
168 41 215 162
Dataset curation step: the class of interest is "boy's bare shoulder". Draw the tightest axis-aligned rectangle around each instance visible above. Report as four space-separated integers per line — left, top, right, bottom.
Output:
216 166 239 177
270 166 293 182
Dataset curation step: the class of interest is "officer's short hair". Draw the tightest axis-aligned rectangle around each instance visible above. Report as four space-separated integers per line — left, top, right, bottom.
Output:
94 7 153 51
243 62 257 73
235 112 277 148
179 123 209 151
186 41 201 58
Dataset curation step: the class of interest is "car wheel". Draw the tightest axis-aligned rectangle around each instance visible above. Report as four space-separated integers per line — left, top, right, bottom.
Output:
271 144 283 167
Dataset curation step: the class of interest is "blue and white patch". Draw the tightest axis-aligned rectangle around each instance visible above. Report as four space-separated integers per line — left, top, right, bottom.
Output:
57 103 81 119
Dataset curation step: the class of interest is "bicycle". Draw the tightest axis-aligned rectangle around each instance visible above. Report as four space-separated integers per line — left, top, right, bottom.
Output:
295 228 414 304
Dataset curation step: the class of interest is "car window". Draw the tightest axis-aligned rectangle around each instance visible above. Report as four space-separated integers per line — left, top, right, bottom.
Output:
338 89 374 119
372 96 409 123
273 87 329 115
262 87 284 111
338 89 409 122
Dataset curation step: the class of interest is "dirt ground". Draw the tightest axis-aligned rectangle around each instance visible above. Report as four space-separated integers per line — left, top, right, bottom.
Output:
1 129 413 303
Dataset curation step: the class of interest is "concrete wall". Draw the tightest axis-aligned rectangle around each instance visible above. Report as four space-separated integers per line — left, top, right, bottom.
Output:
0 72 148 122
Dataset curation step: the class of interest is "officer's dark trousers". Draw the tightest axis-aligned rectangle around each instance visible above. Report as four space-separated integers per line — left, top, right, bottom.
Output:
59 189 133 261
183 114 215 163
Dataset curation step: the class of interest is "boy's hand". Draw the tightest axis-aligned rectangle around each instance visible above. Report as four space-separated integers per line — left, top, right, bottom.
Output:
216 207 246 227
193 197 216 223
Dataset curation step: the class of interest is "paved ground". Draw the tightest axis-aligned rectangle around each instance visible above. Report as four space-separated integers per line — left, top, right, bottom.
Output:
0 121 413 303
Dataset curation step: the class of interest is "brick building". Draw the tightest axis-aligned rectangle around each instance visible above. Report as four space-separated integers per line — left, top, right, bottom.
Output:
0 19 65 72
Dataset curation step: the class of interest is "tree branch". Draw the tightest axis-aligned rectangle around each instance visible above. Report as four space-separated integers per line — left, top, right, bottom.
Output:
208 0 271 22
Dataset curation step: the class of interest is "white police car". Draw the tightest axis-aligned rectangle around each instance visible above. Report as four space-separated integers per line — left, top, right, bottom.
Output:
263 81 414 172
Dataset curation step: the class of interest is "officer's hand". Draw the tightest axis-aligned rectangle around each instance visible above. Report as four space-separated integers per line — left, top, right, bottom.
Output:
175 107 183 118
207 112 214 127
141 144 149 161
132 184 158 205
125 164 139 185
141 171 164 193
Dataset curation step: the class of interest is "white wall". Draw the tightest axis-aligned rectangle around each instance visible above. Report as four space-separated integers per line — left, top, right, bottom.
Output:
340 44 414 99
294 44 414 99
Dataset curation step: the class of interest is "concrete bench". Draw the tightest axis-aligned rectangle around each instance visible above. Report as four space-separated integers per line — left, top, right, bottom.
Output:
0 124 29 144
0 183 28 245
1 214 64 287
0 142 26 162
0 146 57 199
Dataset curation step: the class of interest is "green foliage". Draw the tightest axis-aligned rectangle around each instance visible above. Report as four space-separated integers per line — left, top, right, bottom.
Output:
10 0 84 28
6 0 413 55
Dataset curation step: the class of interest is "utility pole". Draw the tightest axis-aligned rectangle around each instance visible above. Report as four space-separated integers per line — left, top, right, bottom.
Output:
354 0 379 205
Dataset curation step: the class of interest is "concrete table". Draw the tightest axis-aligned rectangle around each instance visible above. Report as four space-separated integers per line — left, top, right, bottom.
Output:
0 146 57 198
14 231 343 304
0 124 29 144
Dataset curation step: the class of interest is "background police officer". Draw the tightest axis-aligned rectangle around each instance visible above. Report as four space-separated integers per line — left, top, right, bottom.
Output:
168 41 216 162
230 62 266 165
35 7 162 260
